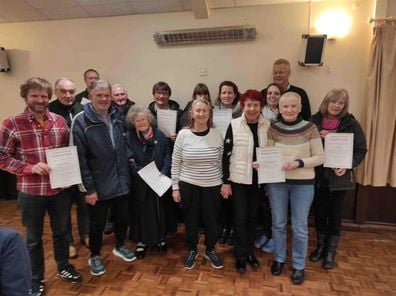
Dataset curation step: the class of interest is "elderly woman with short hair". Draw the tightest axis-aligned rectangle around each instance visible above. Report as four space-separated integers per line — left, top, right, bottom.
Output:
126 105 172 259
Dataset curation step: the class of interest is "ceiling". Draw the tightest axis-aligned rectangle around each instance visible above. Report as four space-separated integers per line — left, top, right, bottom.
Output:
0 0 311 24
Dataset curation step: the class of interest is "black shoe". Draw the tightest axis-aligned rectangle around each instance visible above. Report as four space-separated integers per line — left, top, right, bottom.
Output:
292 269 305 285
103 222 114 235
246 255 260 269
226 229 234 246
271 261 284 276
236 259 246 274
218 228 228 244
309 233 326 262
31 280 45 296
136 244 146 260
57 264 82 283
157 240 167 253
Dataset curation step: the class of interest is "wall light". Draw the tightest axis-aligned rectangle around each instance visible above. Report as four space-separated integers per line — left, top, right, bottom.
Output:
315 9 352 39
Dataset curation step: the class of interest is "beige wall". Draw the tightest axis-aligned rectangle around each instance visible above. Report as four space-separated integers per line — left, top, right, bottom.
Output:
0 0 373 121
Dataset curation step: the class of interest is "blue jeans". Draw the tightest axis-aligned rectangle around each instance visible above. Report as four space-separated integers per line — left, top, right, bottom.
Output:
268 183 314 270
18 191 70 282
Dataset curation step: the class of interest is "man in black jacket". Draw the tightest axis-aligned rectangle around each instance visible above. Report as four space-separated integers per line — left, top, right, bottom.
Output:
49 78 88 260
75 69 100 105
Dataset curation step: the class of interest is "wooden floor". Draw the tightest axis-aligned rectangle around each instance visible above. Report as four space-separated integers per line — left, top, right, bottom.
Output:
1 199 396 296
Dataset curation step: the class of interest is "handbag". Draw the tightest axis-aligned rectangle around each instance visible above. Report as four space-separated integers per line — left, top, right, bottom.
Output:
328 169 356 191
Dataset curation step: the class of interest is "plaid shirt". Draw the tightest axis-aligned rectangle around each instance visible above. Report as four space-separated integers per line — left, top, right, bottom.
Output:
0 108 69 196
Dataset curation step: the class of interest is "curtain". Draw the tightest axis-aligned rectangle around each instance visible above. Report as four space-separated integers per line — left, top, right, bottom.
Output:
357 21 396 187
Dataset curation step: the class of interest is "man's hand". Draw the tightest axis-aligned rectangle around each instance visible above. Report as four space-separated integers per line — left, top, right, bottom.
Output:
31 162 51 176
85 192 98 206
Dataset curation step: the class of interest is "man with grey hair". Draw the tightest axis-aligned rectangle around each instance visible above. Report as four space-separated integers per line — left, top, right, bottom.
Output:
262 58 311 120
71 80 136 276
49 78 88 259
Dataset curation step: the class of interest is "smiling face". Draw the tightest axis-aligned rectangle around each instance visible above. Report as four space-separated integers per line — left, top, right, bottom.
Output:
279 94 301 122
327 99 346 118
25 88 49 116
112 86 128 107
243 98 262 123
134 114 151 132
55 79 76 107
154 90 170 109
191 100 211 128
90 87 112 115
220 85 236 108
273 63 290 89
266 85 281 107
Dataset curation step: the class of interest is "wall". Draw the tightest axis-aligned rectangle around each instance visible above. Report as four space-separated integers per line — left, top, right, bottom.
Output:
0 0 373 121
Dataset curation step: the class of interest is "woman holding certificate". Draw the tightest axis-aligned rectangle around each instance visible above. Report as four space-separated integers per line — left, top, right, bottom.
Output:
267 92 324 285
126 105 172 259
171 98 224 270
310 88 367 269
221 90 270 274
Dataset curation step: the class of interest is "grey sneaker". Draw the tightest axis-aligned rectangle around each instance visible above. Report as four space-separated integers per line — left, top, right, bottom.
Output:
88 256 106 276
184 249 198 269
204 249 224 269
113 246 137 262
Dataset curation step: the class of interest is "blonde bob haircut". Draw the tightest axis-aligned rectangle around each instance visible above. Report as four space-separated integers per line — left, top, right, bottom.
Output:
319 88 349 119
126 105 155 128
279 92 301 107
187 98 214 129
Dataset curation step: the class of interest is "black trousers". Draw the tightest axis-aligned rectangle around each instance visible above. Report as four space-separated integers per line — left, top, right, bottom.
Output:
313 187 346 236
87 195 129 256
231 183 260 260
179 181 221 251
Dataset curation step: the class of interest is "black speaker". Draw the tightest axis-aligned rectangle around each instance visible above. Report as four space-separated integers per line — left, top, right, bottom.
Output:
298 34 327 66
0 47 10 72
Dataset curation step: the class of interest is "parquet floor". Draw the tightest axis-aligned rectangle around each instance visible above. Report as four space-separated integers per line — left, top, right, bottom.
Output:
1 199 396 296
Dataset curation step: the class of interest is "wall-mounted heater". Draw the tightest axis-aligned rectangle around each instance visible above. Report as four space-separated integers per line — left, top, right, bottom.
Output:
153 26 257 46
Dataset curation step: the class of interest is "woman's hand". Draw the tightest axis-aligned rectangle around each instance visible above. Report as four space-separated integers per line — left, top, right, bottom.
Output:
282 161 299 171
220 184 232 199
252 161 260 171
334 168 346 176
172 190 181 203
85 192 98 206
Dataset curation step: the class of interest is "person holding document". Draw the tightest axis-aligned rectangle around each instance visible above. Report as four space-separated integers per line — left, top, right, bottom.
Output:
71 80 136 276
310 88 367 269
213 81 242 246
0 77 81 295
126 105 171 259
172 98 224 270
221 89 270 274
267 92 323 285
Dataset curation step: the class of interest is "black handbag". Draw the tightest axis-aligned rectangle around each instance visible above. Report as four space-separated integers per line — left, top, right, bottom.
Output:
328 169 356 191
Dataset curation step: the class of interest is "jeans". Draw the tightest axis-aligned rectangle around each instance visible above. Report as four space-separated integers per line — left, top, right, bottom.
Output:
231 183 260 259
18 191 70 282
268 183 314 270
87 195 129 257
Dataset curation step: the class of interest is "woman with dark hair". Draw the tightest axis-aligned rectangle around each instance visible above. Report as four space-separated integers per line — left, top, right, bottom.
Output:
172 98 224 270
267 92 324 285
261 83 284 121
126 105 172 259
179 83 213 128
221 89 270 274
214 81 242 245
310 88 367 270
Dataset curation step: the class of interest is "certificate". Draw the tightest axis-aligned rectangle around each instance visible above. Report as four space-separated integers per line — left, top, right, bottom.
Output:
45 146 82 189
324 133 354 169
256 147 285 183
157 109 177 137
213 109 232 138
138 161 172 197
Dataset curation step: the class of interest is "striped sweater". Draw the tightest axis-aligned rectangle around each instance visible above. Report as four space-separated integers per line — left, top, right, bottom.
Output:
171 128 223 190
268 118 324 182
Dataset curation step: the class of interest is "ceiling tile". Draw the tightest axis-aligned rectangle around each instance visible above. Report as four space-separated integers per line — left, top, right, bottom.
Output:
83 2 137 17
40 6 90 20
131 0 185 14
0 0 33 11
76 0 129 5
208 0 236 9
25 0 79 9
0 15 10 23
179 0 192 10
3 9 49 22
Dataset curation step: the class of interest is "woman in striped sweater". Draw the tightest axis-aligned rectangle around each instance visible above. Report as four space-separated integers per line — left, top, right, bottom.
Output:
267 92 324 285
171 98 224 270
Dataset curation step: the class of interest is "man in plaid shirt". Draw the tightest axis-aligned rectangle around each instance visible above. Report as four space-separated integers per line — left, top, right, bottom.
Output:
0 77 81 296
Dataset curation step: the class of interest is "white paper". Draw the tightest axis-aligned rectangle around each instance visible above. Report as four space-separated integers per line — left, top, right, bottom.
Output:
324 133 354 169
213 109 232 138
157 109 177 137
138 161 172 197
80 97 91 105
45 146 82 189
256 147 285 184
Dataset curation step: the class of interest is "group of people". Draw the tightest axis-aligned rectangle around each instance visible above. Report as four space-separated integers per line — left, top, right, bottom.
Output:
0 58 367 295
